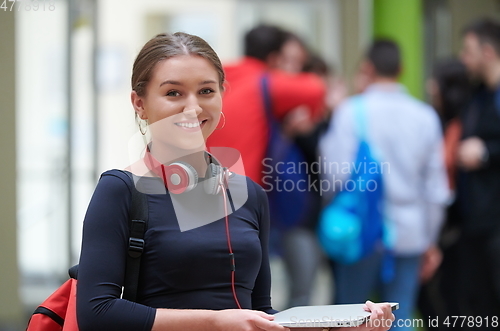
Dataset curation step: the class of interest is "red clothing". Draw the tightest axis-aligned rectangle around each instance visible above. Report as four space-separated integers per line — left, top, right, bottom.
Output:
207 57 325 185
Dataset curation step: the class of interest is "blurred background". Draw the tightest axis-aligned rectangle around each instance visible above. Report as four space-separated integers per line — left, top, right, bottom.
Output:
1 0 500 329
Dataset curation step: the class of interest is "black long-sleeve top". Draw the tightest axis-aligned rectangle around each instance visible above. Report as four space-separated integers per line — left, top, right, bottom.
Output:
76 170 275 331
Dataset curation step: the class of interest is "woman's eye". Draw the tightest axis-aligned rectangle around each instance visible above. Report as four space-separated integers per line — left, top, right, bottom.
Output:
200 88 214 95
166 90 180 97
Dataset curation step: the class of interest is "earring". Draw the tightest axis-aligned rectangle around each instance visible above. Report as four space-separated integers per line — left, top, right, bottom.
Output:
215 112 226 130
138 118 148 135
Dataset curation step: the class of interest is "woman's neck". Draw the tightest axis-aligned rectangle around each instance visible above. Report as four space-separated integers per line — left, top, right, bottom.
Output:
149 141 208 177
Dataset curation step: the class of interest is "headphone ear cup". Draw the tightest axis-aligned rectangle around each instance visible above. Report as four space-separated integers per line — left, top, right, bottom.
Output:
204 163 222 195
165 162 198 194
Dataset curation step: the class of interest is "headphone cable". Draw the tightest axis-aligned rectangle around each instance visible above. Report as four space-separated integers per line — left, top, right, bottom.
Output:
221 184 242 309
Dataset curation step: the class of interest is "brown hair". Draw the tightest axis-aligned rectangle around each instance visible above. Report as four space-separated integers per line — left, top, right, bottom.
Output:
367 39 401 77
131 32 225 96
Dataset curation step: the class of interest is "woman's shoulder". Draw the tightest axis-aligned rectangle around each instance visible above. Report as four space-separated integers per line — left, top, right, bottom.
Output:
96 169 135 195
100 169 133 182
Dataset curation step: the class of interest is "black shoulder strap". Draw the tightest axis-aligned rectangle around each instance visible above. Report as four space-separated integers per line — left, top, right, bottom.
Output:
122 172 149 302
68 171 148 302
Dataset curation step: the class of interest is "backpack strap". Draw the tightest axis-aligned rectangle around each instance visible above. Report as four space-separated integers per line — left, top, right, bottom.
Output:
32 306 64 327
352 96 368 141
260 74 273 121
121 171 149 302
351 98 396 283
260 74 282 135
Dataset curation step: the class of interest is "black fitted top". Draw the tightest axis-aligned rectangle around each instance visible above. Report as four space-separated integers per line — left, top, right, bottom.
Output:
76 170 275 331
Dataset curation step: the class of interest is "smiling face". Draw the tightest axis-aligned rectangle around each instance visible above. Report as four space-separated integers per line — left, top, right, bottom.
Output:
132 55 223 153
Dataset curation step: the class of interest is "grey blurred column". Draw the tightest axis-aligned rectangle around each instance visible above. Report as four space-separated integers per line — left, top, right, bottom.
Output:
0 10 24 331
339 0 369 93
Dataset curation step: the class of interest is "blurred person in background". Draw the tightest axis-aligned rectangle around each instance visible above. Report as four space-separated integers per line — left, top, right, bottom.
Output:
207 25 325 185
319 40 449 331
456 18 500 328
260 31 348 308
273 32 323 309
417 59 471 330
206 25 326 309
276 32 309 75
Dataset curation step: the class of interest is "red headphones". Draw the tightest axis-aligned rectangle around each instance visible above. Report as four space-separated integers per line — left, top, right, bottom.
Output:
143 147 229 195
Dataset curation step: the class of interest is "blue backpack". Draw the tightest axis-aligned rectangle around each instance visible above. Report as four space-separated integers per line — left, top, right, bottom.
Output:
318 96 394 280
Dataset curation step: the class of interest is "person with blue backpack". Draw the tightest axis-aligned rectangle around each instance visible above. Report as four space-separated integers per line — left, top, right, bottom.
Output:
318 40 450 331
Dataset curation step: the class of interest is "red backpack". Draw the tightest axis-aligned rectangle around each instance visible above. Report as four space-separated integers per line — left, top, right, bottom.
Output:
26 272 78 331
26 171 148 331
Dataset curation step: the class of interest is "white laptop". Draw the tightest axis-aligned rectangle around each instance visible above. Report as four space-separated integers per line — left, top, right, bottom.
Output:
274 302 399 328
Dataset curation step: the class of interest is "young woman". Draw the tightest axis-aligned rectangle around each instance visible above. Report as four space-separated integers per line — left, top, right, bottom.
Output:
76 32 394 331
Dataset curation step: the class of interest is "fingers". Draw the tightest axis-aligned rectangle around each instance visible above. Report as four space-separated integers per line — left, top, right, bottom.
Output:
216 309 282 331
362 301 394 331
252 315 288 331
249 310 289 331
251 310 275 321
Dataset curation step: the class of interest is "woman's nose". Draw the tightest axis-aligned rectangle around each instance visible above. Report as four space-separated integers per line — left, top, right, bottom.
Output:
183 107 202 118
183 95 202 117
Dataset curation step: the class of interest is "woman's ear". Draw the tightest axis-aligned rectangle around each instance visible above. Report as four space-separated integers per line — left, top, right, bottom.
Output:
131 90 147 120
221 80 228 97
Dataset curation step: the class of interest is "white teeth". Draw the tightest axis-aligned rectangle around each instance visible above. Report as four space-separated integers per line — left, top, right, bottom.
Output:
175 121 203 128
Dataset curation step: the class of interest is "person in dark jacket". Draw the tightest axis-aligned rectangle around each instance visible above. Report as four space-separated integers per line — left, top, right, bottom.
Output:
456 18 500 329
417 59 471 331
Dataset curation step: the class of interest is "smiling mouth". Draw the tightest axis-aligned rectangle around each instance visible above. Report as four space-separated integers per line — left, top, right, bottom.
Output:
174 119 207 128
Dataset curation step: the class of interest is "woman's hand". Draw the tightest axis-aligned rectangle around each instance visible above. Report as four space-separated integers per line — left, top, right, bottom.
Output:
287 301 395 331
352 301 394 331
212 309 289 331
269 301 394 331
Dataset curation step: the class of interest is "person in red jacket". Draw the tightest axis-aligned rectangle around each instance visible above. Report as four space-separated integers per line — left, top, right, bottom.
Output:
206 25 325 186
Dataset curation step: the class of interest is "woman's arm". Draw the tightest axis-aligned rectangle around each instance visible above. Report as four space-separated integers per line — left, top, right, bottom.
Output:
152 308 285 331
77 172 155 331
